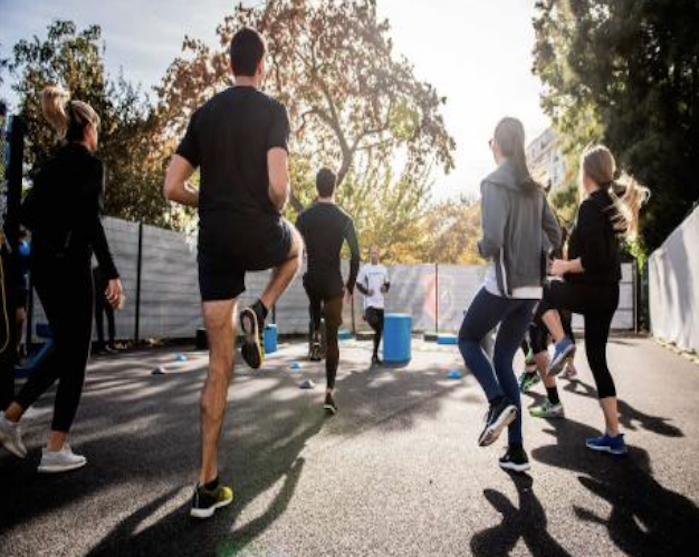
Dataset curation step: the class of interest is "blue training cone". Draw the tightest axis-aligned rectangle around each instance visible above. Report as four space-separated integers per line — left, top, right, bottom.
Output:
447 369 463 380
175 353 188 363
290 361 302 372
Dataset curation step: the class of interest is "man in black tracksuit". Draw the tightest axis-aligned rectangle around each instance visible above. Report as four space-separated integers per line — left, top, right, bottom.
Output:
296 168 360 414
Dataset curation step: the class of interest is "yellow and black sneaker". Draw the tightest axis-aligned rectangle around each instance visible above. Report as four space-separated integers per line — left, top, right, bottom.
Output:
190 480 234 519
240 302 266 370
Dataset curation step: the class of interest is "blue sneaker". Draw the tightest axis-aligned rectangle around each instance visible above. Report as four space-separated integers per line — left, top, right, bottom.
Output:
586 433 627 455
548 337 576 376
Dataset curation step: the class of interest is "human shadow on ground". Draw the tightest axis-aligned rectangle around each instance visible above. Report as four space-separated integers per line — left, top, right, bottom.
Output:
532 417 699 557
562 379 684 438
0 347 466 555
470 473 573 557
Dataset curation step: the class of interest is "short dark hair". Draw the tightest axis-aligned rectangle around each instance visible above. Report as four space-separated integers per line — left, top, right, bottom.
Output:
316 168 337 198
229 28 266 77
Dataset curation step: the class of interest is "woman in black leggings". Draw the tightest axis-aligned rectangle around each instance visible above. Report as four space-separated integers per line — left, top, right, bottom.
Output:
537 145 648 455
0 86 122 473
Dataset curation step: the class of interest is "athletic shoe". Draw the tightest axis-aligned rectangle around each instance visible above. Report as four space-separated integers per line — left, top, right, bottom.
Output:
0 415 27 458
524 348 536 368
548 337 576 376
586 433 627 455
371 355 383 367
309 341 322 362
37 444 87 473
518 371 541 394
529 400 565 419
240 305 265 370
498 445 531 473
478 398 518 447
562 360 578 380
324 393 338 415
190 482 234 519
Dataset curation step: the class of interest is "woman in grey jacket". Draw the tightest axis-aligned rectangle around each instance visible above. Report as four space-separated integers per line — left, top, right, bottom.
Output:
458 117 560 473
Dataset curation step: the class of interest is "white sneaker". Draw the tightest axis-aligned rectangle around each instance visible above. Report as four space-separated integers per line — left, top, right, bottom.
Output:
0 415 27 458
37 444 87 473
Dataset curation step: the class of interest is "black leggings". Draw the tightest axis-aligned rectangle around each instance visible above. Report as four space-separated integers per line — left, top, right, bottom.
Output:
536 280 619 399
16 256 94 432
365 307 384 357
529 310 575 355
306 285 343 390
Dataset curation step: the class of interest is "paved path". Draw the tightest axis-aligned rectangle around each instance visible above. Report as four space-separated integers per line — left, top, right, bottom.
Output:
1 336 698 557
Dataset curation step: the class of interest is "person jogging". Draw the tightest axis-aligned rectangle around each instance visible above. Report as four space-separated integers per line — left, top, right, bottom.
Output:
163 28 303 519
536 145 649 455
356 246 390 366
457 117 561 473
0 85 122 473
93 264 117 354
296 168 360 415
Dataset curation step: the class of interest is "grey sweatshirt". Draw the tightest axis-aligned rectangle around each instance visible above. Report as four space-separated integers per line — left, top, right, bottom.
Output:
478 161 561 297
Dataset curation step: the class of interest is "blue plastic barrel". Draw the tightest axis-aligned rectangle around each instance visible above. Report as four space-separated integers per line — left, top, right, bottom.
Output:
383 313 412 363
264 324 278 354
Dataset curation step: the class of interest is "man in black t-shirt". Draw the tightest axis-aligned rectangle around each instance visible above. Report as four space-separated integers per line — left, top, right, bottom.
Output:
296 169 360 415
163 28 303 520
296 168 359 414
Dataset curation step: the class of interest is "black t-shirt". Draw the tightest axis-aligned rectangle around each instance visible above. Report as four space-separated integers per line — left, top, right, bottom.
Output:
296 202 360 296
176 86 290 224
567 189 622 285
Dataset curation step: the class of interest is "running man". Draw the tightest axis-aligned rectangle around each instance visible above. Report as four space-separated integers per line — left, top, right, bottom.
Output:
296 168 360 415
356 246 390 366
163 28 303 519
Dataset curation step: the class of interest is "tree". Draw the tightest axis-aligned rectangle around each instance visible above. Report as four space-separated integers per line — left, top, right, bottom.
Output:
533 0 699 254
6 21 173 227
157 0 455 223
419 195 484 264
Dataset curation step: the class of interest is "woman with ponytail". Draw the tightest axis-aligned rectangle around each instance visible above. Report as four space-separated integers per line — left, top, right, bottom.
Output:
0 86 122 472
458 117 561 473
538 145 649 455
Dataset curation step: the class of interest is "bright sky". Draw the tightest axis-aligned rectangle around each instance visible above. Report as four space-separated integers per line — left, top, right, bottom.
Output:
0 0 550 199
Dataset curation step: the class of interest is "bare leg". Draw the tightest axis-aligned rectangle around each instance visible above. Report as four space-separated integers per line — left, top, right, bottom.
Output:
5 401 24 422
199 299 237 485
47 430 68 452
260 227 303 311
600 397 620 436
534 351 557 389
541 309 566 343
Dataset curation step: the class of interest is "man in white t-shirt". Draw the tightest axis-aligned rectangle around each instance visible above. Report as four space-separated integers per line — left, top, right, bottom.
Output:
356 245 390 366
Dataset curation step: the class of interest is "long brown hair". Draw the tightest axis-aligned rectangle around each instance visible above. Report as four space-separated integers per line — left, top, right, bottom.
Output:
580 145 650 241
493 117 538 192
41 85 100 142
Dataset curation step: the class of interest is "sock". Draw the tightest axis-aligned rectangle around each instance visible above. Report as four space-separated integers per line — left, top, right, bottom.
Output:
204 476 219 491
525 370 537 377
546 386 560 405
253 299 269 320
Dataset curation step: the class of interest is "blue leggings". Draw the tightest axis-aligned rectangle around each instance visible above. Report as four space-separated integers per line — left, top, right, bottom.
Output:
458 288 537 445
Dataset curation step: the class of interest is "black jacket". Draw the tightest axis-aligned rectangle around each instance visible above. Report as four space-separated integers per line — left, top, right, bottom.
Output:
21 143 119 279
567 189 622 285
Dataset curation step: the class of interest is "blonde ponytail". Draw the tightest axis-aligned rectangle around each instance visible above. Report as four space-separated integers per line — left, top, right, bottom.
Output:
581 145 650 241
41 85 71 138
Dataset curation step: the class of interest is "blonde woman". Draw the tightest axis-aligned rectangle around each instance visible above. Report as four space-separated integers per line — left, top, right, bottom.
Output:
539 145 649 455
0 86 122 472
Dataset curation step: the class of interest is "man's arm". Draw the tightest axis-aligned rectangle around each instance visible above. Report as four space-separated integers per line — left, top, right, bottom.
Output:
381 268 391 293
163 155 199 208
344 219 361 294
268 148 290 212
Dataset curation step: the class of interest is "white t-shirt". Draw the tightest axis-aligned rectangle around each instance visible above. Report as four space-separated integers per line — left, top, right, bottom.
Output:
357 263 390 309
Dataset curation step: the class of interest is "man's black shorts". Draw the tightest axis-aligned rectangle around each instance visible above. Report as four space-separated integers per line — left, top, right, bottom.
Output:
198 215 294 302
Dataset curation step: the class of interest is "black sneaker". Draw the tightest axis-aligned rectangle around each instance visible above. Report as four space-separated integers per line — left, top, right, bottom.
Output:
190 482 234 519
240 304 265 370
309 338 322 362
371 355 383 367
498 445 531 473
478 398 518 447
324 392 338 415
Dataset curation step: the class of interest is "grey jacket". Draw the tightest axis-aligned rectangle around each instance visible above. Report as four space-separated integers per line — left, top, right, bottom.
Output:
478 161 561 296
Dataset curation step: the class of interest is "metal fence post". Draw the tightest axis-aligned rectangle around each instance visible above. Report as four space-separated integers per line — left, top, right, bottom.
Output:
134 222 144 342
